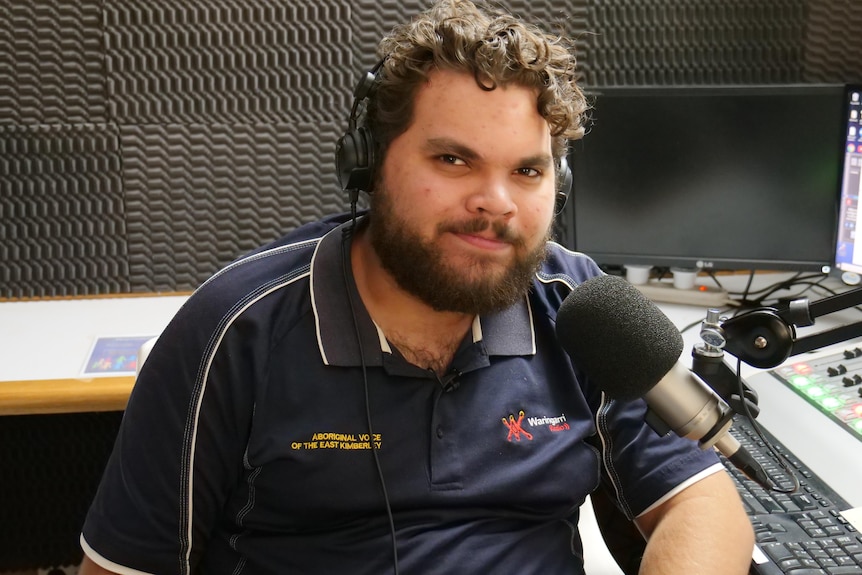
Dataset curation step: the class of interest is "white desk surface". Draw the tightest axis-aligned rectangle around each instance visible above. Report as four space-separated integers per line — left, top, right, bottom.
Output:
0 294 188 414
2 271 860 573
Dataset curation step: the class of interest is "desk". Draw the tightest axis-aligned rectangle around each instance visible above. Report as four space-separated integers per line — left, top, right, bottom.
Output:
1 274 859 573
0 294 188 570
0 294 188 415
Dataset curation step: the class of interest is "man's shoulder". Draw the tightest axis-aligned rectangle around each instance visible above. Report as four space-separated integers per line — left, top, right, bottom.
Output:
537 241 604 290
528 242 604 315
182 213 351 320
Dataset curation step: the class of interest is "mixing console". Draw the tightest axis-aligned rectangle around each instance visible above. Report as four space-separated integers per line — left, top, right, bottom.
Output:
765 347 862 441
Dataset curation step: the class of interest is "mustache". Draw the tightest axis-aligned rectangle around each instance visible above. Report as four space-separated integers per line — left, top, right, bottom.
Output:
439 218 524 247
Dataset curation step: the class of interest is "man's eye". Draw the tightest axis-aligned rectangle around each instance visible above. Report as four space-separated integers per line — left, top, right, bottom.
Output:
439 155 466 166
517 167 541 177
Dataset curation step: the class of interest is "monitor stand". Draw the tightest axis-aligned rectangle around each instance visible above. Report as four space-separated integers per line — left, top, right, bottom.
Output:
624 266 731 307
633 280 730 307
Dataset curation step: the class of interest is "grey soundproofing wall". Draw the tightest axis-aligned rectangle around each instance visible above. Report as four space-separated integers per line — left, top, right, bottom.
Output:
2 0 355 298
2 0 862 300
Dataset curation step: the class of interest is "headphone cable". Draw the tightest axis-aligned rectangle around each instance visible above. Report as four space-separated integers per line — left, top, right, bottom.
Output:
341 223 400 575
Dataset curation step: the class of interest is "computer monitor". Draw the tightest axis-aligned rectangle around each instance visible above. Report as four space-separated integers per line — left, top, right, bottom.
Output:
567 85 846 273
832 86 862 279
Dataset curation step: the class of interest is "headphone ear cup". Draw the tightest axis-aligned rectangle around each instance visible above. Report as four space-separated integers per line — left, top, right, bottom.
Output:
555 156 573 214
337 61 386 199
336 124 376 194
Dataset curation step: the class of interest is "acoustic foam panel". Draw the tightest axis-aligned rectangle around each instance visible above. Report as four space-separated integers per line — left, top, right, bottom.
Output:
99 0 359 293
121 121 345 292
0 123 129 299
0 0 107 125
103 0 355 125
804 1 862 84
579 0 808 86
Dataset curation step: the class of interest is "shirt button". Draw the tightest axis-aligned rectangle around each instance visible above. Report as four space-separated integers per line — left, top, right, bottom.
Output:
436 426 444 439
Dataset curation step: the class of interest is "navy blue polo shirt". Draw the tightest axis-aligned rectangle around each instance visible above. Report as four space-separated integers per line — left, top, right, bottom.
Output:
81 213 721 575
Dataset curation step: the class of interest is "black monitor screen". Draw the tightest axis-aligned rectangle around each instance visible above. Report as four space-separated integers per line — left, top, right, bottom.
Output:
568 85 845 273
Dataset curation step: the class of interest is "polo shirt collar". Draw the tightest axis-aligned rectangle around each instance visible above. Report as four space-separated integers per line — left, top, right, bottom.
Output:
311 217 537 367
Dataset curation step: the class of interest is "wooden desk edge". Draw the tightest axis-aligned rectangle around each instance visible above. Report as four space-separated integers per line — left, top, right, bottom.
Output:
0 376 134 416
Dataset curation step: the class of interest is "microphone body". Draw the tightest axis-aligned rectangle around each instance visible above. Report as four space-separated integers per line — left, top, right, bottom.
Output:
555 274 769 486
645 362 770 486
645 362 732 450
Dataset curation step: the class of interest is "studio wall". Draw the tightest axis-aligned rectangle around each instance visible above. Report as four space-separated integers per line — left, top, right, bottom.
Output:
2 0 861 299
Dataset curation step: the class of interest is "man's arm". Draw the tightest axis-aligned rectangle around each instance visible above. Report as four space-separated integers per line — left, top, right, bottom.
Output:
78 555 119 575
634 470 754 575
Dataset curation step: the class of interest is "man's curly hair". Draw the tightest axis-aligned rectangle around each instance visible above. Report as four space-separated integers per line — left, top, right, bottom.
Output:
368 0 587 169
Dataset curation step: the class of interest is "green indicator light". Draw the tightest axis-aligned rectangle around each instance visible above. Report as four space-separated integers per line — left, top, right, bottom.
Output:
805 386 825 398
853 420 862 435
788 375 811 388
820 397 843 411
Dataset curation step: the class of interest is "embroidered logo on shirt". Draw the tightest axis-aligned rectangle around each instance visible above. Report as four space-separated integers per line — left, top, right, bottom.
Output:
502 411 570 441
528 414 570 432
502 411 533 441
290 432 383 451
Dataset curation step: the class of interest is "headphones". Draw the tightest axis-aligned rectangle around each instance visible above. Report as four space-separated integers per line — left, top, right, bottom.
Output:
335 60 573 213
335 60 385 203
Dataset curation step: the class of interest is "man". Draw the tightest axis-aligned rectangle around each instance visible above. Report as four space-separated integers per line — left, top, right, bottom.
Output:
80 1 754 573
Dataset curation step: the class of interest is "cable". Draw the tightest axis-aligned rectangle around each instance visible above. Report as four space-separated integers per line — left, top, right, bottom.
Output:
341 224 400 575
728 271 829 307
732 357 800 495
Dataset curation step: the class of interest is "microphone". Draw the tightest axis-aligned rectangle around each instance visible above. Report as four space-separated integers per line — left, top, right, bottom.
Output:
555 274 770 488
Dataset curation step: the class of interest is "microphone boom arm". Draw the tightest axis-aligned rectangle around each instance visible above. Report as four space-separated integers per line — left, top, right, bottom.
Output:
692 285 862 418
710 286 862 370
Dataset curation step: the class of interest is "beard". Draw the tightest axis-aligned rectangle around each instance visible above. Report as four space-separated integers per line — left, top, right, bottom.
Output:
367 185 551 315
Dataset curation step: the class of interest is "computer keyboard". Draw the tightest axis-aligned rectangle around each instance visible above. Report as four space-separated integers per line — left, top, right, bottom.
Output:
723 415 862 574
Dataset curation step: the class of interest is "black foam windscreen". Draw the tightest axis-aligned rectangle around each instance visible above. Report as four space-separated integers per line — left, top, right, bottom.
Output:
555 274 684 401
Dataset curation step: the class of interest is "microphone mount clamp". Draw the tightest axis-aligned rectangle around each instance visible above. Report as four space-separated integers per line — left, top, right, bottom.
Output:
692 285 862 419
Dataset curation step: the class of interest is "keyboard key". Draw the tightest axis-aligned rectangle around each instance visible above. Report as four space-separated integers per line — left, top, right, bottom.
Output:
785 568 862 574
784 569 846 574
792 494 819 510
757 496 784 513
762 542 794 562
743 493 768 515
767 522 788 534
781 558 804 570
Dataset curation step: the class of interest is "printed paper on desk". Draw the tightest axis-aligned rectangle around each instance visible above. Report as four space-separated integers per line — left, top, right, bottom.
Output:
842 507 862 532
82 335 156 376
